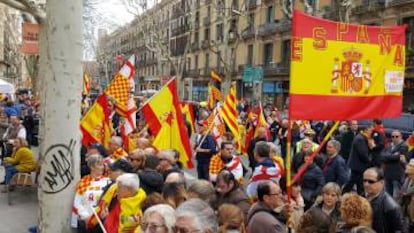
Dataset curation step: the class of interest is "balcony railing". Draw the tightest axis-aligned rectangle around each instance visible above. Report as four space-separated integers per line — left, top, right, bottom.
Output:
260 62 290 76
201 40 210 49
241 26 255 40
389 0 413 6
184 69 200 77
228 32 237 43
258 20 292 37
353 1 385 14
203 17 210 26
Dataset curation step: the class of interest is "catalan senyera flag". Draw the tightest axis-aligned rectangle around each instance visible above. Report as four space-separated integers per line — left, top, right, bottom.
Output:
220 82 241 151
142 78 193 168
211 70 222 83
180 102 196 134
207 105 226 146
82 73 91 96
80 94 112 148
289 10 406 120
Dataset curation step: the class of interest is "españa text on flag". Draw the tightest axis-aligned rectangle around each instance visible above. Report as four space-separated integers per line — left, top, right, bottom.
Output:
289 10 406 120
142 78 194 168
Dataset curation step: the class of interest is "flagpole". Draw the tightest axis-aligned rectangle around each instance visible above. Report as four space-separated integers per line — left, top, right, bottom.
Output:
192 108 219 157
291 121 340 184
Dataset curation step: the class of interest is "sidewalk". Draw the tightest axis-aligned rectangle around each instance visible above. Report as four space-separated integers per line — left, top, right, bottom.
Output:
0 186 38 233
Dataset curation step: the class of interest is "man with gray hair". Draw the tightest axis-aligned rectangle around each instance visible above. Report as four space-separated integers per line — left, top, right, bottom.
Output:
175 198 218 233
105 136 128 165
322 139 349 187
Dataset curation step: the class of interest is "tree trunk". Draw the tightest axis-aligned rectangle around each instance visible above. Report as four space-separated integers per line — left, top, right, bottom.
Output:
37 0 82 232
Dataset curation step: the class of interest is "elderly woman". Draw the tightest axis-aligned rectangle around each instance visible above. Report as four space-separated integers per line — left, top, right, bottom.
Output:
2 137 36 191
104 173 146 233
141 204 175 233
311 182 342 225
337 193 373 232
175 199 218 233
71 154 110 231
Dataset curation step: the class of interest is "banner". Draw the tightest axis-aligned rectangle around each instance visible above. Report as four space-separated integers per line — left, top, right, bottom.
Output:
22 23 39 54
289 10 406 120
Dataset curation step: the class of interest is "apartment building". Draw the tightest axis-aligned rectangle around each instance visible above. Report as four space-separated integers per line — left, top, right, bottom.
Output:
98 0 414 111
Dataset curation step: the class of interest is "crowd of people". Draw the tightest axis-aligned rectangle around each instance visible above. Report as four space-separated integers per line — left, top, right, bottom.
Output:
70 99 414 233
0 92 38 192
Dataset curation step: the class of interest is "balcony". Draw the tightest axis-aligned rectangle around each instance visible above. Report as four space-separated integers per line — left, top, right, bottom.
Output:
171 25 189 37
241 26 255 40
248 0 257 9
389 0 413 6
191 42 199 51
353 1 385 15
184 69 200 77
194 20 200 29
205 0 211 5
203 17 210 26
201 40 210 49
145 58 157 66
258 20 292 37
260 62 290 76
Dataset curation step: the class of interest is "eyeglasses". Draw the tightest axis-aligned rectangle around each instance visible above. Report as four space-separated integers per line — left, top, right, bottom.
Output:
142 223 166 232
172 226 201 233
363 179 380 184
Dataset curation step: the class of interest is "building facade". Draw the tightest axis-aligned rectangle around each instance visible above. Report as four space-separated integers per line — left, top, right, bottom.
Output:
98 0 414 112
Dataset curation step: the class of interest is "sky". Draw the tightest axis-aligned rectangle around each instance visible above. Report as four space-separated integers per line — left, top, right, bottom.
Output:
97 0 136 30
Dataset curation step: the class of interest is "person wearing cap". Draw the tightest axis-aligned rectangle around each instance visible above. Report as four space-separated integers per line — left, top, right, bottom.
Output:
85 159 132 232
103 173 146 233
156 149 181 180
194 119 217 180
295 128 319 154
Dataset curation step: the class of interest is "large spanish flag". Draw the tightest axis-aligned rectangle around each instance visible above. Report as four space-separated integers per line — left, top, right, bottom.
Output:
289 10 406 120
80 94 112 148
142 78 193 168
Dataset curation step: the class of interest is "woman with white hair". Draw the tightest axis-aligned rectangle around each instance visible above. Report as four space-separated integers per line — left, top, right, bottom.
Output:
174 198 218 233
103 173 146 233
142 204 175 233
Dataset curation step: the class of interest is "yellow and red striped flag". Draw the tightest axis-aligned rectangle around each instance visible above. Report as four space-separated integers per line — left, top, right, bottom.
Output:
220 82 241 151
82 73 91 96
208 84 223 109
254 103 270 139
80 94 113 148
211 70 222 83
289 10 406 120
142 78 193 168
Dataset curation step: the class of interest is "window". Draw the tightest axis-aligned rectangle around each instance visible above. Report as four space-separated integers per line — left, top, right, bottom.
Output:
195 55 199 69
204 28 210 41
216 24 223 42
248 13 255 26
247 44 253 65
403 17 414 53
205 53 209 68
266 5 274 24
281 40 291 65
263 43 273 65
217 51 222 68
195 11 200 25
194 31 199 44
187 57 191 71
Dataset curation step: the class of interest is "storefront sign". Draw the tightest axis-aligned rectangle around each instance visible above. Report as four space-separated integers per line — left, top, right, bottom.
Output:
22 23 39 54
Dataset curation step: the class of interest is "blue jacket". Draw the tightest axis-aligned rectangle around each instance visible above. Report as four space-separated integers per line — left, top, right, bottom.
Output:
301 163 325 202
323 155 349 187
196 134 217 162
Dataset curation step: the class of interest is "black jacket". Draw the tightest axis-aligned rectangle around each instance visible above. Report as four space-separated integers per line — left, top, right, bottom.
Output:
383 142 409 181
370 130 386 167
340 130 358 161
247 137 267 169
347 133 370 173
301 163 325 203
323 155 349 187
370 189 406 233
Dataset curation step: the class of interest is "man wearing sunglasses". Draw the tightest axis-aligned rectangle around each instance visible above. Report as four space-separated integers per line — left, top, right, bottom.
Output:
383 130 409 198
363 167 405 233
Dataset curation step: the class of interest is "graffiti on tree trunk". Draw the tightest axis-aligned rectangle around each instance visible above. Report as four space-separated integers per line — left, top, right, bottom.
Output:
40 139 76 194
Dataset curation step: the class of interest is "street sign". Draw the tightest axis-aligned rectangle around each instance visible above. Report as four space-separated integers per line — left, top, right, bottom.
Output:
242 66 263 82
